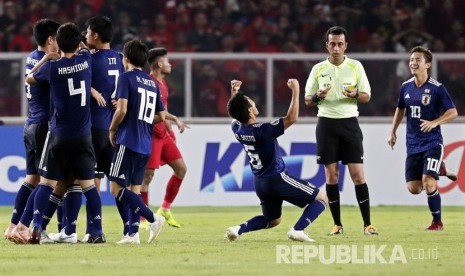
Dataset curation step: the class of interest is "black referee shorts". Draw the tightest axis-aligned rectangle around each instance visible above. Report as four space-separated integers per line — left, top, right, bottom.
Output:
315 117 364 165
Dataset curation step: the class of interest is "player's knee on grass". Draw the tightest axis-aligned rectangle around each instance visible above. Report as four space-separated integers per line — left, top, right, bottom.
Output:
268 217 281 228
315 190 329 206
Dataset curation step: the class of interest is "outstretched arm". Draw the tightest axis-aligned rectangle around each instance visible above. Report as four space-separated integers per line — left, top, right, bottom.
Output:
283 79 300 130
165 112 190 134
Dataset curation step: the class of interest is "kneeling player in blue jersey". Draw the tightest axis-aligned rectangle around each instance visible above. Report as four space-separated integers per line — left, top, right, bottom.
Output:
224 79 328 242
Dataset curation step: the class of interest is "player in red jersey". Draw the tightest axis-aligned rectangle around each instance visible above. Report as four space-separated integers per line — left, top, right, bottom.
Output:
140 48 188 228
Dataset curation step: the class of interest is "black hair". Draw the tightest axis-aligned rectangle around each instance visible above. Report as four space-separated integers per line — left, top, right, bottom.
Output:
86 15 113 43
56 23 83 53
33 19 60 47
325 26 348 41
147 47 167 67
227 93 251 123
123 39 148 68
410 46 433 63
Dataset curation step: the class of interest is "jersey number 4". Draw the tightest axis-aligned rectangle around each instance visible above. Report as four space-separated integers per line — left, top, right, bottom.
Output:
67 78 86 106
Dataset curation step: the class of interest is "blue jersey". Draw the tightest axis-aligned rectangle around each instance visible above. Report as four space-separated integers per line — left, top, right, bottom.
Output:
25 50 50 124
34 49 93 139
231 118 285 177
115 69 164 155
90 49 124 130
397 77 456 154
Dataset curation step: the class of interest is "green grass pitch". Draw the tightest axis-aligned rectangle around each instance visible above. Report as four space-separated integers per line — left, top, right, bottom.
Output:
1 205 464 275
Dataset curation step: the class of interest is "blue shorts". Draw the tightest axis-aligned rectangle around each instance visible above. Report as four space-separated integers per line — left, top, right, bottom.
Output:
23 122 48 175
254 171 319 220
109 144 149 187
405 144 444 182
92 127 114 177
40 133 96 181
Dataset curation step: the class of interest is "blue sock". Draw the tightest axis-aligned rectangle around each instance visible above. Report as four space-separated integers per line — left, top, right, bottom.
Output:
85 203 92 235
19 185 39 226
116 188 154 223
11 182 35 224
128 210 141 235
427 189 442 222
32 184 54 229
64 185 82 234
128 194 142 235
294 200 327 231
83 185 102 236
57 200 64 231
41 193 62 231
115 198 129 235
238 215 269 235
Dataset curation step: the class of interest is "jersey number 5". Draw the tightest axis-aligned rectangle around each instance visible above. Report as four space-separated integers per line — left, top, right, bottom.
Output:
243 145 263 170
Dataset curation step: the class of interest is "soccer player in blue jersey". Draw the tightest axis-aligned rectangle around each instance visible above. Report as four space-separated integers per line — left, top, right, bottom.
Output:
388 46 458 231
224 79 328 242
79 15 125 242
4 18 60 242
108 39 166 244
25 22 104 244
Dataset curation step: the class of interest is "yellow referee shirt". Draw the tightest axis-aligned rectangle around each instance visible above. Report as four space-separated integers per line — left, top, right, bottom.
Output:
305 56 371 118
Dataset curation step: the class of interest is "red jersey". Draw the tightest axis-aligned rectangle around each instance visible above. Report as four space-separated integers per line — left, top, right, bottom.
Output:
151 76 169 138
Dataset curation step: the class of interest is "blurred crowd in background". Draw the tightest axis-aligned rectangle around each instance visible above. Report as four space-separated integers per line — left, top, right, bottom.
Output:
1 0 464 53
0 0 464 117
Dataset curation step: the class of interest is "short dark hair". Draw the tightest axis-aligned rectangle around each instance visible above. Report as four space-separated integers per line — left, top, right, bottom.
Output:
325 26 348 41
123 39 148 68
147 47 167 67
227 93 251 123
86 16 113 43
56 23 83 53
33 19 60 47
410 46 432 63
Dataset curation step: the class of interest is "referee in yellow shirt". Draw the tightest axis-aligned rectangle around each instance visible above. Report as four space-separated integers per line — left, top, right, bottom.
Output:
304 26 377 236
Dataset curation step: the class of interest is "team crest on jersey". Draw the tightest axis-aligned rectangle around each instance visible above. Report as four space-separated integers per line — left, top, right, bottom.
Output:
424 89 430 94
421 94 431 106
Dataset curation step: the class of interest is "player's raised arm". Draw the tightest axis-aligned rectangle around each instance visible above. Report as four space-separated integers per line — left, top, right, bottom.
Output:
230 79 242 97
283 79 300 130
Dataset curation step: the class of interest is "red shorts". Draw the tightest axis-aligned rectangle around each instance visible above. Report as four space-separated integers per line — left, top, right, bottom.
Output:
146 134 182 169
